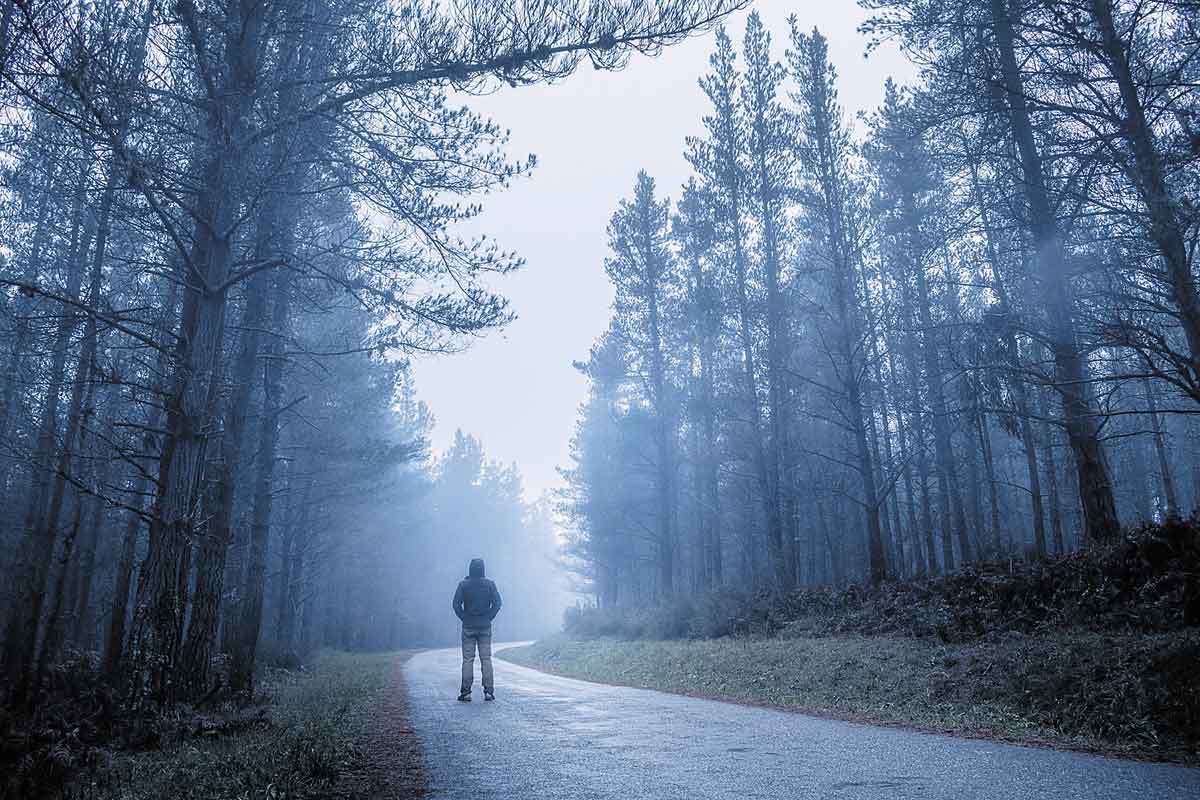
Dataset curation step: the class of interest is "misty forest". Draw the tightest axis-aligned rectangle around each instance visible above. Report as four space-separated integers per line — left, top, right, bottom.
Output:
1 0 1199 798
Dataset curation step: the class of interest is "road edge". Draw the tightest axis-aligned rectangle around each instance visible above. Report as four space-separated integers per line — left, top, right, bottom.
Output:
496 643 1199 769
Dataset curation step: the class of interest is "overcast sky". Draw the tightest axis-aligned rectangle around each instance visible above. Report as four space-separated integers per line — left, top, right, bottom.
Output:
411 2 915 501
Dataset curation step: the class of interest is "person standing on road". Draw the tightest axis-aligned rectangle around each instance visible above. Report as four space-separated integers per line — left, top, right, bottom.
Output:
453 557 503 702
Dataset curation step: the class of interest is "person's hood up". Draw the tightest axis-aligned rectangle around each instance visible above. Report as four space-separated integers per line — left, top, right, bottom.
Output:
468 558 485 578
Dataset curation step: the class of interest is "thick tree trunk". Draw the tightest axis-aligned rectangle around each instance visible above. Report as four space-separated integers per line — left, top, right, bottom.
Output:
990 0 1120 543
128 1 266 705
178 256 272 695
128 229 225 704
103 276 177 678
1088 0 1200 396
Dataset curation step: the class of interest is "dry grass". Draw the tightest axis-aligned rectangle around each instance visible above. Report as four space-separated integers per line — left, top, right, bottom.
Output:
56 651 423 800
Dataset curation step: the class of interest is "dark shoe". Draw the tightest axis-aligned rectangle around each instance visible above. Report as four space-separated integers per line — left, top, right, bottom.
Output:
457 690 472 702
484 690 495 701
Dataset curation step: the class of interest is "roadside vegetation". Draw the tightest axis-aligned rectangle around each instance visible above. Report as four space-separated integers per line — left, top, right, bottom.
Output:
505 519 1200 763
1 651 424 800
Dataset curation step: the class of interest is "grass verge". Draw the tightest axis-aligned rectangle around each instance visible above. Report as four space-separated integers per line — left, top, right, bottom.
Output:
501 632 1200 765
67 651 424 800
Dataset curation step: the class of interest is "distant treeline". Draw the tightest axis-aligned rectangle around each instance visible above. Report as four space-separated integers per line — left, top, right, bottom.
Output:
562 4 1200 605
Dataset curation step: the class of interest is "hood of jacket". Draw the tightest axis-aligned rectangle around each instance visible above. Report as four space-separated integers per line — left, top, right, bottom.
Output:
468 558 485 578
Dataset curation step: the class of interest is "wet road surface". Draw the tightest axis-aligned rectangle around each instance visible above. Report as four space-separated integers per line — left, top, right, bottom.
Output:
403 645 1200 799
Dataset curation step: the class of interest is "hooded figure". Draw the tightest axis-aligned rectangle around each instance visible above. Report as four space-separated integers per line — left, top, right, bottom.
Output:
453 557 502 701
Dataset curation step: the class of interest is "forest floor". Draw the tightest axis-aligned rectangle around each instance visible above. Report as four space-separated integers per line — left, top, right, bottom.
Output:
501 630 1200 765
37 651 426 800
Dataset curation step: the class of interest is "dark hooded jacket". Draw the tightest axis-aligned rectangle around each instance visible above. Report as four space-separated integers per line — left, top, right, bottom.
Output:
453 558 502 631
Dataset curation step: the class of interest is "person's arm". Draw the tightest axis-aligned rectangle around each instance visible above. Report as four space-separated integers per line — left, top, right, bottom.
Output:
452 582 465 621
488 582 502 621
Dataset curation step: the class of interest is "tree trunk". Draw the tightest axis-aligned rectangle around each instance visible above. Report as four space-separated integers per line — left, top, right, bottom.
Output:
1144 379 1179 518
1040 408 1067 554
826 216 886 582
36 345 103 683
977 411 1004 556
886 337 924 577
35 172 116 663
859 266 898 574
904 193 969 569
2 167 91 702
753 145 791 591
70 426 115 650
648 288 676 598
1088 0 1200 397
229 262 292 694
276 481 311 654
990 0 1120 543
103 275 177 678
0 0 13 70
0 185 53 454
178 256 272 695
128 1 266 705
966 153 1049 557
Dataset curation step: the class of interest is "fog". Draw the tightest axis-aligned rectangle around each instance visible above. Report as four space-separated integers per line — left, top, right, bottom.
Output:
2 0 1199 763
415 1 915 501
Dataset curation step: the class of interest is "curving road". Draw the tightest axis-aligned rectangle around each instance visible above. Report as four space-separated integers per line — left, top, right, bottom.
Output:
402 645 1200 799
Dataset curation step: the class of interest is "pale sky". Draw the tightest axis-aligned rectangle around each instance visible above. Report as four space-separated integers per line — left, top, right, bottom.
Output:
411 1 915 501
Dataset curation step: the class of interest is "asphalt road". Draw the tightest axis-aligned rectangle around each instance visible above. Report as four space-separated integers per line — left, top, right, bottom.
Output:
403 645 1200 799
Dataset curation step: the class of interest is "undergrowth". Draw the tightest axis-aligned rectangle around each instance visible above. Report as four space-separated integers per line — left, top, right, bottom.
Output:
563 517 1200 642
1 651 401 800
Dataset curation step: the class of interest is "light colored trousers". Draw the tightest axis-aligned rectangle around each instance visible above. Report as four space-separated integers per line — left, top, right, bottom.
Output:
461 627 494 692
